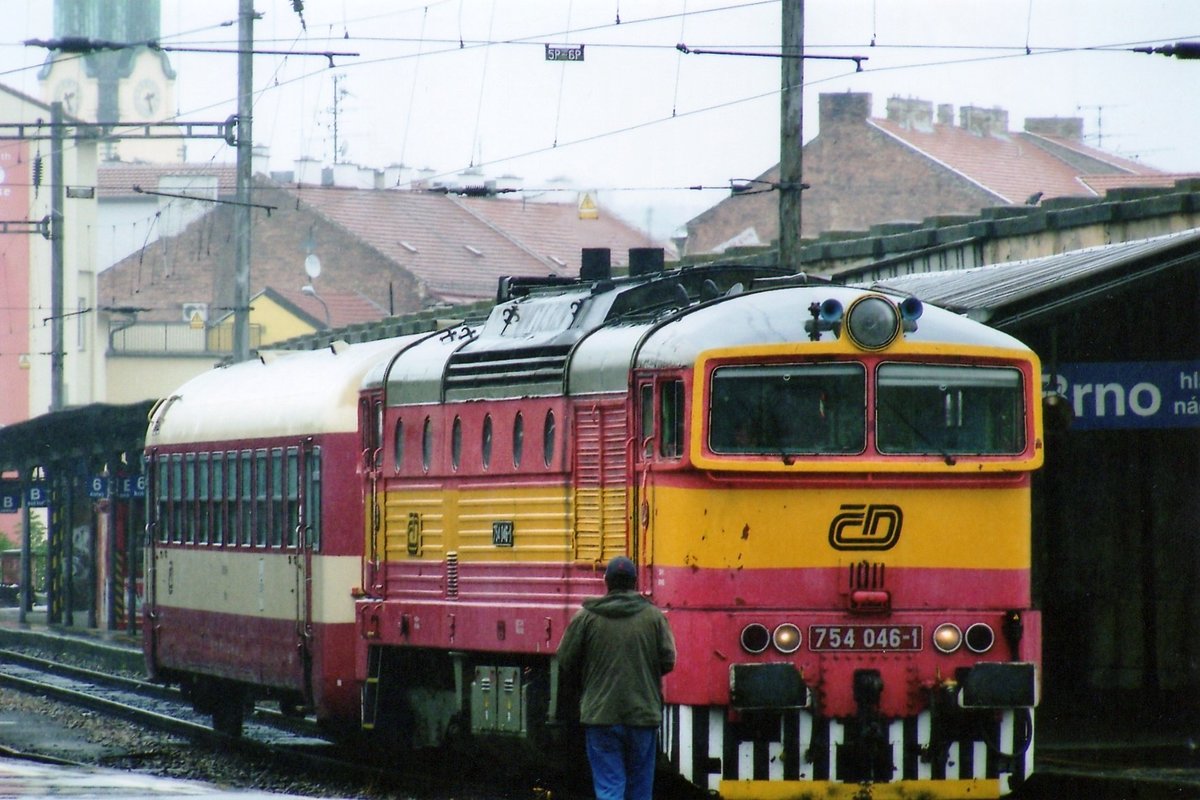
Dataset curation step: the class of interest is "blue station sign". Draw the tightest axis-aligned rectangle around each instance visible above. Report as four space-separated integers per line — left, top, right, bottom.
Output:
1045 360 1200 430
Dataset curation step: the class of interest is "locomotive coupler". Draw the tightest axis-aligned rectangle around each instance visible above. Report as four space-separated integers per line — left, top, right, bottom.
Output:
837 669 892 783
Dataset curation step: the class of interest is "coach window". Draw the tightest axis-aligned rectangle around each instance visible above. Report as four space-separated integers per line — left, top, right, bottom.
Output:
451 416 463 471
422 417 433 472
271 448 285 547
171 454 183 543
513 412 525 468
198 453 211 545
481 414 493 469
239 450 253 546
212 453 225 545
255 450 269 547
659 380 684 459
155 456 169 543
286 447 300 548
543 410 556 467
184 453 196 544
306 446 322 550
229 451 242 546
393 419 404 472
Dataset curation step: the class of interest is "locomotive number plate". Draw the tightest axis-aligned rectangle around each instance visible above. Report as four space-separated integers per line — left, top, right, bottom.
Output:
809 624 922 651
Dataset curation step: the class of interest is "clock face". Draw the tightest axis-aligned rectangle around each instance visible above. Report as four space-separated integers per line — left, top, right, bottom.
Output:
54 79 80 115
133 78 161 117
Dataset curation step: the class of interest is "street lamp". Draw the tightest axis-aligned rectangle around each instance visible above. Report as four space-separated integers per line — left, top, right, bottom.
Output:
301 283 330 328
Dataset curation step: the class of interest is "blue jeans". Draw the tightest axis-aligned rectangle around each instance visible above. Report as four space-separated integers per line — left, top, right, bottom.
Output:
584 724 658 800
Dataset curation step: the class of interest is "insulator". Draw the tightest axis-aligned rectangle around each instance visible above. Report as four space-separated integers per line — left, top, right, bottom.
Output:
32 155 43 188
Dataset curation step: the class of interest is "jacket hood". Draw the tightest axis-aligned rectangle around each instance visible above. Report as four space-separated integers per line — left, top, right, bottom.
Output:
581 590 652 618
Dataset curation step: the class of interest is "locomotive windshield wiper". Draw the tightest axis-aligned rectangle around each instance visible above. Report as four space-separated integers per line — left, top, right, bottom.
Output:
881 402 957 466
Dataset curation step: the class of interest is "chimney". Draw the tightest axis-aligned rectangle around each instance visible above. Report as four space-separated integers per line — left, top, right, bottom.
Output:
628 247 665 277
960 106 1009 137
937 104 954 126
1024 117 1084 142
819 92 872 132
252 145 270 176
886 97 934 131
294 156 321 186
580 248 612 281
384 163 413 189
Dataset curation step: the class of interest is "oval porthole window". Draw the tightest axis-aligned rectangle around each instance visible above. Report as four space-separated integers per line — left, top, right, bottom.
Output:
513 412 524 468
482 415 493 470
543 410 556 467
393 419 404 471
451 416 463 471
422 417 433 472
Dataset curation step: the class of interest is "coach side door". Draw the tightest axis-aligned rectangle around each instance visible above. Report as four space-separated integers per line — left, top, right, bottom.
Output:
359 394 385 596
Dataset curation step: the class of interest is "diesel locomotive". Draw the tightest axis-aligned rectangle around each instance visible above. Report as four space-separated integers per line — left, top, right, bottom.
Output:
144 251 1043 798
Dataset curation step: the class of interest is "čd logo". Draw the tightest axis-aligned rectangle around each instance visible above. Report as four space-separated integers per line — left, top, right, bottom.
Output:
829 504 902 550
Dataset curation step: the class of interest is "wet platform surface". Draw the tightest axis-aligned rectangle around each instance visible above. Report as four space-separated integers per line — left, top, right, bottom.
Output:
0 756 350 799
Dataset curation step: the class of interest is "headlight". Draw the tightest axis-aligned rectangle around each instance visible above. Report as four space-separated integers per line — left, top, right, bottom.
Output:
740 623 770 654
772 623 802 654
933 622 962 653
845 295 901 350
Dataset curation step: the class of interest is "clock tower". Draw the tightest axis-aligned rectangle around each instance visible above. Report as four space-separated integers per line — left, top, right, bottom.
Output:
39 0 183 163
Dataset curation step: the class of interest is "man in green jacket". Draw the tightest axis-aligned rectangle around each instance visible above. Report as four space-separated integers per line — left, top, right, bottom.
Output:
557 555 676 800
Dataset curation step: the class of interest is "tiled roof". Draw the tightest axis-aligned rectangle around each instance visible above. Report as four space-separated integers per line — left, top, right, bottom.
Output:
98 178 664 329
869 120 1161 205
455 196 667 269
288 186 661 302
98 162 238 198
271 286 389 329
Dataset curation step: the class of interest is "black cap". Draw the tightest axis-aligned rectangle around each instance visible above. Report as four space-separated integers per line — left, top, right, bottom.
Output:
604 555 637 587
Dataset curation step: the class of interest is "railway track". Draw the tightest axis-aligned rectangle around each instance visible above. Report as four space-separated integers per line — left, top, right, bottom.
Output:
0 648 327 749
0 647 592 799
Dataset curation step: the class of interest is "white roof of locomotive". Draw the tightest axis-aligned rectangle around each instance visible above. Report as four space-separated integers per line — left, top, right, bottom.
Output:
630 284 1031 370
146 337 412 446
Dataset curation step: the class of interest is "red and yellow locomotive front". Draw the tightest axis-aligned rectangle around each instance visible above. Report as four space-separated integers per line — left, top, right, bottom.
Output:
639 289 1043 798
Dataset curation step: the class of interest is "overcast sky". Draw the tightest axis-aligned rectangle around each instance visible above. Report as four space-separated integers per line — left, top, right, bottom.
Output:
3 1 1198 238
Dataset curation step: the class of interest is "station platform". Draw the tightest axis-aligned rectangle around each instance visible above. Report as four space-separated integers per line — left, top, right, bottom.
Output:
1 607 1198 797
0 757 349 799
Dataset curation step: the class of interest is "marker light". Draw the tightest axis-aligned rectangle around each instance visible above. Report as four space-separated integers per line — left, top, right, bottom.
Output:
965 622 996 654
933 622 963 653
845 295 901 350
773 623 802 653
741 623 771 654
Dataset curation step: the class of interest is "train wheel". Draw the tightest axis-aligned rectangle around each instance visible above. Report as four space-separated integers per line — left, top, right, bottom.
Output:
211 685 247 737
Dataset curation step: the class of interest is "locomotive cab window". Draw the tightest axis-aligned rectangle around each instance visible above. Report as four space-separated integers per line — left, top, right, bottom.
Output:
709 363 866 455
876 363 1025 455
637 379 685 460
660 380 684 458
